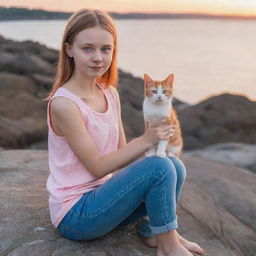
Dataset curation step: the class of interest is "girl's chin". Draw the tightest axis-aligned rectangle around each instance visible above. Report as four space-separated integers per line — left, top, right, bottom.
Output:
88 70 106 76
83 73 103 79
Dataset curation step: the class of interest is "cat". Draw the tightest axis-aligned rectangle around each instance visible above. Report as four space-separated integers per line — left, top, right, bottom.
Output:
143 73 183 158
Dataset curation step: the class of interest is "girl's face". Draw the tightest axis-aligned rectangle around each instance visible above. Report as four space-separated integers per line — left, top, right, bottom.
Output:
66 25 114 80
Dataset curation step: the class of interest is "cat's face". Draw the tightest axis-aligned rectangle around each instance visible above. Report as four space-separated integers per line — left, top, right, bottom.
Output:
144 74 174 105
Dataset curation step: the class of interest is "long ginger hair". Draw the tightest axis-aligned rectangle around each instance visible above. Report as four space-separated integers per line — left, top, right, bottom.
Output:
42 9 118 102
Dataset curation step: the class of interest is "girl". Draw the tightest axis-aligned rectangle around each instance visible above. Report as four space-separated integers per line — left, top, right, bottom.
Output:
44 9 205 256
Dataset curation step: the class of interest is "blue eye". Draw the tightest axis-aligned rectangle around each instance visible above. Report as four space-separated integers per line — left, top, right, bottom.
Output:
102 47 111 52
152 90 157 94
83 47 92 51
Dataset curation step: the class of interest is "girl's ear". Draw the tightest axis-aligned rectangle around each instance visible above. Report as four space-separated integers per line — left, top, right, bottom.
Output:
65 43 73 58
165 73 174 88
144 74 153 87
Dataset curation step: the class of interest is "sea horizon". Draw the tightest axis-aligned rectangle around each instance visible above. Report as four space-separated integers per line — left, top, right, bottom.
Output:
0 18 255 104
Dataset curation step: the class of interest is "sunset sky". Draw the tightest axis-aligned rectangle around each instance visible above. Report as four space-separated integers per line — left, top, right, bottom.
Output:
1 0 256 17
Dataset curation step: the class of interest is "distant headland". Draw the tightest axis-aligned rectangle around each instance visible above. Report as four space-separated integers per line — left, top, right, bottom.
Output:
0 6 256 21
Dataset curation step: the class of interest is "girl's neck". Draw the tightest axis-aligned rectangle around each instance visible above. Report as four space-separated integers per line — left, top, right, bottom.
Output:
65 72 98 97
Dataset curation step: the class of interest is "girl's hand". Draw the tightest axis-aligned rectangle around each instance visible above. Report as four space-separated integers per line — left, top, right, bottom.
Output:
144 119 176 145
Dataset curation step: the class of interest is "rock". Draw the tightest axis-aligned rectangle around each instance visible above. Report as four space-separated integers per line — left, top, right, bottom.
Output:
178 94 256 150
0 36 187 149
0 37 58 77
0 72 47 148
31 73 54 91
0 36 57 149
186 142 256 173
181 154 256 256
0 73 37 117
1 149 255 255
2 54 54 76
3 35 256 153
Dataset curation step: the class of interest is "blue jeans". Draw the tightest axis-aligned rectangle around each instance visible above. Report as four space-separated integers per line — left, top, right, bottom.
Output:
57 156 187 241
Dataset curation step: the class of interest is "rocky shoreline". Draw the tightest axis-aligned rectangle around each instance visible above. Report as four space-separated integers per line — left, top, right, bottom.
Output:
0 149 255 256
1 35 256 152
0 36 255 256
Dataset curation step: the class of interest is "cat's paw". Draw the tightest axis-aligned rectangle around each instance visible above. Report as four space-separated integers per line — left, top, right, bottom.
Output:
167 152 176 158
145 151 156 157
156 151 167 158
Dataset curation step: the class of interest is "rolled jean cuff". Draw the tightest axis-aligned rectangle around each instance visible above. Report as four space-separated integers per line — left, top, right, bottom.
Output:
150 215 178 235
137 218 155 238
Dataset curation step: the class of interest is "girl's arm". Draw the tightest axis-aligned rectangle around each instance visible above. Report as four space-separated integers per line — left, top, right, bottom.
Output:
50 97 172 179
109 88 152 168
110 86 127 149
109 87 126 174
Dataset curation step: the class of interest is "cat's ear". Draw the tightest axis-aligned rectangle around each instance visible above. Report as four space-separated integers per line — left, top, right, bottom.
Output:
165 74 174 88
144 74 153 87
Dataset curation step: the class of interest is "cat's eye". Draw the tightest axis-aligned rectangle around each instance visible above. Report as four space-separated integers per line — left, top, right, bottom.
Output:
152 90 157 94
162 90 167 94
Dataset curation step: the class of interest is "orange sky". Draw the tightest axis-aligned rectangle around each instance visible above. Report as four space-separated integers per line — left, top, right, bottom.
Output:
1 0 256 17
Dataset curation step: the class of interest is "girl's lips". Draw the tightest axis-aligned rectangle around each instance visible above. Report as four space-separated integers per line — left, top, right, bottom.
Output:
89 66 104 72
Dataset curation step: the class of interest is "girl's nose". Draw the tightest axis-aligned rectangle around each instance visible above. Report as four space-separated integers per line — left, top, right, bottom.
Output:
93 50 103 62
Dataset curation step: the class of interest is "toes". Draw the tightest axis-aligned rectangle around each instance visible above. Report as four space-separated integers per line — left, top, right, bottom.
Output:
191 243 205 255
198 246 205 254
196 248 206 255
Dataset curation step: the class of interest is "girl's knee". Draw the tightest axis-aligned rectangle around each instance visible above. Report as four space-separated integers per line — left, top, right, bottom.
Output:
169 157 187 181
143 156 177 179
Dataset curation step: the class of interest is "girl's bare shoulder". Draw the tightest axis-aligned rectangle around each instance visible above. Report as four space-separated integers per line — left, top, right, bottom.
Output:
50 96 79 116
108 85 120 102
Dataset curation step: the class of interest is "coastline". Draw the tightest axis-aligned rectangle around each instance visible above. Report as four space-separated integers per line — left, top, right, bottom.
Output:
1 6 256 21
0 34 255 256
0 35 256 160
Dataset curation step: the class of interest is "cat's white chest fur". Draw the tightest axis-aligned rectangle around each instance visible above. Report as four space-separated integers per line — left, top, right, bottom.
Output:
143 98 172 125
143 98 171 125
143 98 178 158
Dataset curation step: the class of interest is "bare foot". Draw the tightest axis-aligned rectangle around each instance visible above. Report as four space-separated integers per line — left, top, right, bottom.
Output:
141 231 205 255
176 232 205 255
156 242 193 256
141 236 157 248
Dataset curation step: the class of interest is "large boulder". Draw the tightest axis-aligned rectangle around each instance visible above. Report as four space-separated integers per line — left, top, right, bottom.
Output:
186 142 256 173
178 94 256 150
1 149 255 256
181 153 256 256
0 72 47 148
0 35 57 92
0 36 57 149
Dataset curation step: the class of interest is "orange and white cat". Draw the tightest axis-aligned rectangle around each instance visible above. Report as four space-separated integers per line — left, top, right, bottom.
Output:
143 73 183 158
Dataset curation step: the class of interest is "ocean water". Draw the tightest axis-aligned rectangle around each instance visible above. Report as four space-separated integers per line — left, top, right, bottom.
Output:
0 18 255 104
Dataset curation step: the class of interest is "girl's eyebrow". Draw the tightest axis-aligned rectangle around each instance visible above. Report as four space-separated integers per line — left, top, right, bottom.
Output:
81 43 113 47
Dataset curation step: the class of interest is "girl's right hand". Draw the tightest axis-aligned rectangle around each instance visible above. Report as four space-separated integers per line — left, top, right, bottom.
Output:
144 119 175 145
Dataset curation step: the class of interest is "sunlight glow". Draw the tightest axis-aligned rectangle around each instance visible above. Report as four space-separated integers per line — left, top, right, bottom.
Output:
0 0 256 16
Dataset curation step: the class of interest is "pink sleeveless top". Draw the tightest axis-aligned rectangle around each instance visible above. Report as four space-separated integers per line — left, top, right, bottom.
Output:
46 84 119 228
